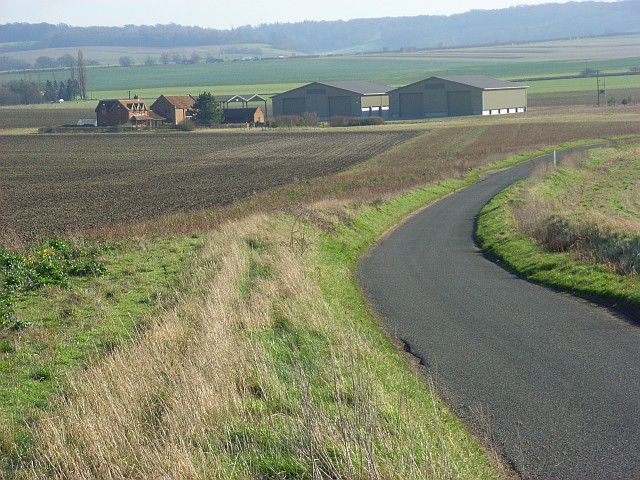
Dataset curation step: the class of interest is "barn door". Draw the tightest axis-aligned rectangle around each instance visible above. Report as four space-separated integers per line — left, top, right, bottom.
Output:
283 98 306 115
399 93 424 118
447 91 472 116
328 96 351 117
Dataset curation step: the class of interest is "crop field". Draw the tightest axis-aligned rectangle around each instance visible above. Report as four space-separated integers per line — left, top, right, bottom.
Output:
3 35 640 100
0 106 96 129
0 130 416 243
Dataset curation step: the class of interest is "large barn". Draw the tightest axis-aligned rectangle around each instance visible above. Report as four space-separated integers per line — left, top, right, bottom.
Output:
389 76 528 119
271 81 391 120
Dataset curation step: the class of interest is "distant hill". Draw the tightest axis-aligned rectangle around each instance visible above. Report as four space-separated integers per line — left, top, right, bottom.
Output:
1 1 639 55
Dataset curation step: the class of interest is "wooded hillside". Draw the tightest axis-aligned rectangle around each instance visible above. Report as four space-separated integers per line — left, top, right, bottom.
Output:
2 1 639 54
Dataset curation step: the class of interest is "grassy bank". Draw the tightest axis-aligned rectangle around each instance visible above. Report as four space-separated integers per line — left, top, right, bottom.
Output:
17 205 510 478
477 142 640 320
0 236 204 470
3 167 500 478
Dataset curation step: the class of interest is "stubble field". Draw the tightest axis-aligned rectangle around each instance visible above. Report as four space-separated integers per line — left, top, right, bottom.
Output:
0 130 416 242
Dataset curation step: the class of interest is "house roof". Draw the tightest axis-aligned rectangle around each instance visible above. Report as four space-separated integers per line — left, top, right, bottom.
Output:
95 99 147 112
156 95 195 109
431 75 527 90
131 111 166 122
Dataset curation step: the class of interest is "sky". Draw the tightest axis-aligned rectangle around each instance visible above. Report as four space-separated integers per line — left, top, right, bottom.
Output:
0 0 614 29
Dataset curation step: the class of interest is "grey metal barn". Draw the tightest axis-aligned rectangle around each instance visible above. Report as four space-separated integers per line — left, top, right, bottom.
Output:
271 81 391 120
388 76 528 119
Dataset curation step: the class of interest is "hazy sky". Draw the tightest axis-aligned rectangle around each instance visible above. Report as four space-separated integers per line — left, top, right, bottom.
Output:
1 0 611 29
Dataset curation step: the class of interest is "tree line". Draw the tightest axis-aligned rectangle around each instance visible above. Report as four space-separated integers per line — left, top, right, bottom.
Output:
1 2 639 55
0 50 88 105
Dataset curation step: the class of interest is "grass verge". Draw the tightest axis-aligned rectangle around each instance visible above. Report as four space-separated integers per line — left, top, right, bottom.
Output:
1 236 204 472
476 144 640 322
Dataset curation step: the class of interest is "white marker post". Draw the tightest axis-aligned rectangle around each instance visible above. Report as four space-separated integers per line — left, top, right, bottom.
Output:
553 150 557 168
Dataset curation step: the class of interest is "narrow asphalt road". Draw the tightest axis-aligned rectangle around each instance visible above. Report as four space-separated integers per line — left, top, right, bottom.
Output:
357 153 640 479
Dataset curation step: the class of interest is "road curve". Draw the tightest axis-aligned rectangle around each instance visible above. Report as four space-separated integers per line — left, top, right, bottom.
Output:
357 153 640 479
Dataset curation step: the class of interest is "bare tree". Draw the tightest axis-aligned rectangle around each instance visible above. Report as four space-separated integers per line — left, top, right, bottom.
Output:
77 50 88 100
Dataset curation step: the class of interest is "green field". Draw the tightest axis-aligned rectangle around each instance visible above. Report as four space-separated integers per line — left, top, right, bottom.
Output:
1 44 303 65
3 34 640 101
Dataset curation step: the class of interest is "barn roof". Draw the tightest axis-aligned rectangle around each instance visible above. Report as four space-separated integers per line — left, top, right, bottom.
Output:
158 95 195 109
432 75 528 90
319 81 392 95
273 81 392 98
215 94 269 103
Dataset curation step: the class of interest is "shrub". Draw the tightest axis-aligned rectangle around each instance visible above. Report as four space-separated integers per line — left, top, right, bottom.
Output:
0 237 106 329
329 116 384 127
272 115 304 128
328 116 351 127
175 119 197 131
302 112 320 127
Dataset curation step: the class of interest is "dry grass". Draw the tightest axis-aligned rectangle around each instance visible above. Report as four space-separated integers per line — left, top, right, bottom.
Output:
513 144 640 275
23 210 501 479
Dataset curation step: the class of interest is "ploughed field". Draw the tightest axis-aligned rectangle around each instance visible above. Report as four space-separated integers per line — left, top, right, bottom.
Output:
1 130 416 241
0 107 96 129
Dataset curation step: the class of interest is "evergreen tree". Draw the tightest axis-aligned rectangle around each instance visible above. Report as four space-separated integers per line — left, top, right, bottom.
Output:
44 79 56 102
192 92 222 126
58 82 66 100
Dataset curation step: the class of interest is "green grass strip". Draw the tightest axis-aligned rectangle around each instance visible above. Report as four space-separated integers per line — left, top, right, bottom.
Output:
476 183 640 320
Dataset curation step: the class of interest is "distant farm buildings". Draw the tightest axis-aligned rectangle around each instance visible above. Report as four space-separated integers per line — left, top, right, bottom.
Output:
95 96 165 127
95 75 527 128
273 76 527 120
223 107 265 125
272 81 391 120
97 93 267 127
151 95 195 124
389 76 528 118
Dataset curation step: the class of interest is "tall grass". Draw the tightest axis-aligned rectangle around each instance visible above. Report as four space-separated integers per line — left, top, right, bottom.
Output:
512 145 640 276
24 211 502 478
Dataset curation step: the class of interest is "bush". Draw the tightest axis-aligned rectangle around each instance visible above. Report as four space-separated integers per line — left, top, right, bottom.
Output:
0 237 106 329
329 116 384 127
175 119 197 131
302 112 320 127
270 115 304 128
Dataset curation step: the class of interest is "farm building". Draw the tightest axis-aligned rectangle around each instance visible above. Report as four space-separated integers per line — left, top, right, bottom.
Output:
223 107 265 125
217 94 269 114
95 96 165 127
151 95 195 124
271 81 391 120
389 76 528 119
